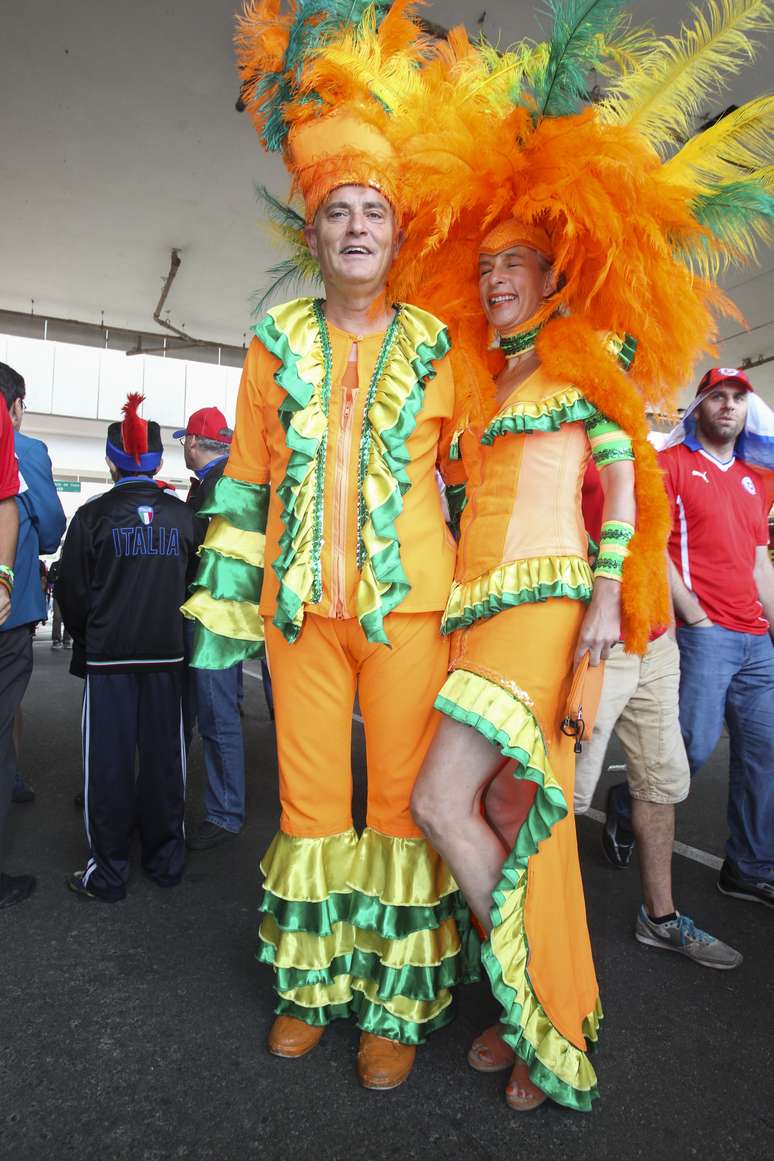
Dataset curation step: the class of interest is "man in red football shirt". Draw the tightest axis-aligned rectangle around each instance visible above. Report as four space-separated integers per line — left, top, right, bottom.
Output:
660 368 774 909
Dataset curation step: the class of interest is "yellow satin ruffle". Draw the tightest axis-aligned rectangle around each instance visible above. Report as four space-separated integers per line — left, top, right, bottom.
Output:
437 668 558 791
260 912 465 971
350 827 459 907
490 848 601 1092
356 306 449 632
181 588 263 643
261 827 459 907
204 515 265 568
260 829 358 902
443 555 593 631
288 975 453 1024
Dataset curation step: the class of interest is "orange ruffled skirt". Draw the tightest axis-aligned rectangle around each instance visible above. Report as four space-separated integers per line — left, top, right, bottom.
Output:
434 598 602 1111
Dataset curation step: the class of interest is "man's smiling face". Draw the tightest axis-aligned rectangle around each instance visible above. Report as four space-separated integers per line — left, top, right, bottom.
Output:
304 185 401 296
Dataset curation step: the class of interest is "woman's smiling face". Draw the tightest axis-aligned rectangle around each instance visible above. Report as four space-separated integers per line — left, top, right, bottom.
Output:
478 245 553 331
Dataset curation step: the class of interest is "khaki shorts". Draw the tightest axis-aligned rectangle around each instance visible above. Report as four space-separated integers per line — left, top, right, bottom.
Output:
573 632 690 813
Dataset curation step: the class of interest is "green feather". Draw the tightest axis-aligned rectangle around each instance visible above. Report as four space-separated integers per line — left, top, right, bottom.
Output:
690 180 774 267
252 185 321 314
532 0 629 118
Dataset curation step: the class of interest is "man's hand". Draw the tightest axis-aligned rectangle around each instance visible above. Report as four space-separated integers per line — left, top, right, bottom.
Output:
575 577 621 667
0 585 11 626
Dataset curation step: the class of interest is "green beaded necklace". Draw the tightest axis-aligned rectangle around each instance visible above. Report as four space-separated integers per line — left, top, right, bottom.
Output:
499 322 542 357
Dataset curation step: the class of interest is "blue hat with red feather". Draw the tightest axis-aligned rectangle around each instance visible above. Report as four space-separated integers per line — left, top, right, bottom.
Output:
106 393 163 473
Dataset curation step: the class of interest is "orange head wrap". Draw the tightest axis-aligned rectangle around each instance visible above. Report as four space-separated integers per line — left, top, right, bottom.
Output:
479 219 554 262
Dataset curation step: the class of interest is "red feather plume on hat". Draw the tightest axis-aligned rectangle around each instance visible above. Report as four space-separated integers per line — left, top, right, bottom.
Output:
121 392 148 465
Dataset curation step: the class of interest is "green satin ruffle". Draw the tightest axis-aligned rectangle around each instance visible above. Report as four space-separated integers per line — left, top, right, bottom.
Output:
435 668 601 1111
441 555 593 635
181 476 269 668
482 389 597 445
274 991 455 1044
257 827 480 1043
197 475 270 531
254 298 451 647
356 311 450 644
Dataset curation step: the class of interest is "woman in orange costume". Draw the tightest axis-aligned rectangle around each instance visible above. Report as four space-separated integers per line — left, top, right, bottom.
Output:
398 0 774 1110
412 219 636 1113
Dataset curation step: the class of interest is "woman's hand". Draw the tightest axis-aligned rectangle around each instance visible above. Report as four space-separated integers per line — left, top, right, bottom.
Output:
575 578 621 667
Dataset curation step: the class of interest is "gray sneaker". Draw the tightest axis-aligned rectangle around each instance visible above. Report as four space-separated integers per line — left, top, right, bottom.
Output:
635 906 742 970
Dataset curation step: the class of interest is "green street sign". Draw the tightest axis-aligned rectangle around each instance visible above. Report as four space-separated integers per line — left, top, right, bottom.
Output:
55 481 81 493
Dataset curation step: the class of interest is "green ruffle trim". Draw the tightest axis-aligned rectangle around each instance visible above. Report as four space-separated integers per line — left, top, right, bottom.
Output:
255 303 324 645
189 623 261 670
183 476 269 668
274 991 455 1044
482 391 597 445
356 307 451 644
435 669 600 1110
197 475 269 531
257 828 480 1043
441 556 593 635
195 550 263 605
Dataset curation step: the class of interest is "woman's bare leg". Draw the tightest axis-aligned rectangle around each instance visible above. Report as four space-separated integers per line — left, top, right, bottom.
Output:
411 716 508 932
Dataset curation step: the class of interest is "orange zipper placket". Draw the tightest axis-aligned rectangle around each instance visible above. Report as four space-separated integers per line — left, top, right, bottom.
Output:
331 346 359 619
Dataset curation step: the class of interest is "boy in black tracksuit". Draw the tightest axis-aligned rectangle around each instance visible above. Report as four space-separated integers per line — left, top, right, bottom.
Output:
57 394 204 901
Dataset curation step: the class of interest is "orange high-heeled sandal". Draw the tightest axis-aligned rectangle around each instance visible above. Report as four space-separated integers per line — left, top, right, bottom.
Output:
505 1061 548 1112
467 1024 516 1073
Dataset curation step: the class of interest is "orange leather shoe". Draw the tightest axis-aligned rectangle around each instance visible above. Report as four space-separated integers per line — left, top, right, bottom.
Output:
267 1015 325 1058
357 1033 416 1090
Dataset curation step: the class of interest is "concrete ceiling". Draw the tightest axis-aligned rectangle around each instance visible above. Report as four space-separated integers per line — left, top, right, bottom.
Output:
1 1 772 399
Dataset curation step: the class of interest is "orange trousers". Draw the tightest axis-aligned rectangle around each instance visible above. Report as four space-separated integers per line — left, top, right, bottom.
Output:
264 613 450 838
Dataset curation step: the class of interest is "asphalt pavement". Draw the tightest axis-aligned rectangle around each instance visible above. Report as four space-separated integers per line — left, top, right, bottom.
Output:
1 642 772 1161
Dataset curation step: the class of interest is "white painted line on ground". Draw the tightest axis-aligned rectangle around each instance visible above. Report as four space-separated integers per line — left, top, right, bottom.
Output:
583 807 723 870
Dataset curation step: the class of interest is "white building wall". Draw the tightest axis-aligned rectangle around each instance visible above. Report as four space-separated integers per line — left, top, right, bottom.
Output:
1 332 243 511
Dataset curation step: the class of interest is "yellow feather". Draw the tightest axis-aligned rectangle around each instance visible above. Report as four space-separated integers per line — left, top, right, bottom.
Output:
663 95 774 186
599 0 773 154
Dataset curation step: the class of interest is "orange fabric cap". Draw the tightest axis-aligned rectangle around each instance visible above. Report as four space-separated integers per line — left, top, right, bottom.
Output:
479 218 553 260
287 112 399 221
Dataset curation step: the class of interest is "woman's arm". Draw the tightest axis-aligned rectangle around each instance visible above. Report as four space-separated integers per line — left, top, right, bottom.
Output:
575 459 635 667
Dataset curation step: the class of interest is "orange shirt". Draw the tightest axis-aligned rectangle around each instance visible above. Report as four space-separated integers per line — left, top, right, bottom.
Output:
227 323 459 622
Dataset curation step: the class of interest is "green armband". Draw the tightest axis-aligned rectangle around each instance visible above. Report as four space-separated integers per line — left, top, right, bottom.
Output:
593 520 634 583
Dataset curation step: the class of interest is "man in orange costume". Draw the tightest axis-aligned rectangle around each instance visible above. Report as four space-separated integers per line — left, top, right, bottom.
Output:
182 3 475 1091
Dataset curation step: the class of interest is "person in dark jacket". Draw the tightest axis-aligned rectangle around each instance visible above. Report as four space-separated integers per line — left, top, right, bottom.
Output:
174 407 246 849
57 393 204 901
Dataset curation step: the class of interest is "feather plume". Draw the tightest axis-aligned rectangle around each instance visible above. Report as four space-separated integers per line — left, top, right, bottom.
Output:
686 179 774 273
599 0 774 154
531 0 629 117
252 185 321 313
235 0 394 151
121 392 148 464
662 95 774 186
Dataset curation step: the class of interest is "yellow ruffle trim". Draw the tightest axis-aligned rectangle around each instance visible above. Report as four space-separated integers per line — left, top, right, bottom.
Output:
442 555 593 633
204 515 265 568
260 827 459 907
259 912 464 972
435 668 600 1102
285 975 453 1024
181 589 263 643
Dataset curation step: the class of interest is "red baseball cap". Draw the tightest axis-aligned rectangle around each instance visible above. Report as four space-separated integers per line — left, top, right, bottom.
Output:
695 367 753 397
172 407 232 442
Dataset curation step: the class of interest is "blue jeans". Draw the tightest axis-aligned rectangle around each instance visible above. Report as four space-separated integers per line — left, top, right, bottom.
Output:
183 623 245 834
677 624 774 881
